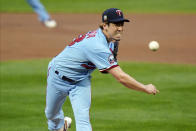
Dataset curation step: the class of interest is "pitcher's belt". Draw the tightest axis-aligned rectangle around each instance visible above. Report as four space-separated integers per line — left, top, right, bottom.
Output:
55 71 76 83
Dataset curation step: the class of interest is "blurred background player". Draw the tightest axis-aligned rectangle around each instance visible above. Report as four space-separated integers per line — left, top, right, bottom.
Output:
27 0 57 28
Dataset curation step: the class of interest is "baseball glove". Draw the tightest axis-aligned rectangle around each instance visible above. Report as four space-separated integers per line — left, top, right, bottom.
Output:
113 41 119 62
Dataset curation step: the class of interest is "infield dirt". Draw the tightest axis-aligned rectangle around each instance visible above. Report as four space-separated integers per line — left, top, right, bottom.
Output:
1 13 196 64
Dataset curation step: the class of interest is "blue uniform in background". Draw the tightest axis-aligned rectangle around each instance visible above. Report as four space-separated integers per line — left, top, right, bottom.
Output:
45 28 118 131
27 0 50 22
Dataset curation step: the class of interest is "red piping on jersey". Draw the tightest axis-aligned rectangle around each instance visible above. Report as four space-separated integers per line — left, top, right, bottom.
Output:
87 62 95 66
109 48 113 53
81 64 96 69
100 65 119 73
47 67 51 78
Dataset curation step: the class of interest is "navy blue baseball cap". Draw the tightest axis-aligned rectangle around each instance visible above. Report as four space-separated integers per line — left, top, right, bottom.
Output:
102 8 130 23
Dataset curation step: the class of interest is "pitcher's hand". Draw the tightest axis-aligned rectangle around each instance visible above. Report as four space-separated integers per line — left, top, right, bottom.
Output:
144 84 159 95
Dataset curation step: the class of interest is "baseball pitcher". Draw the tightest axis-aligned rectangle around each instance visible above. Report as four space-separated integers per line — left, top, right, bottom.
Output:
45 8 159 131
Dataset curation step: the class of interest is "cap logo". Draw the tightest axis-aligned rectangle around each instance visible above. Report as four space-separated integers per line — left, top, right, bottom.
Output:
116 10 122 16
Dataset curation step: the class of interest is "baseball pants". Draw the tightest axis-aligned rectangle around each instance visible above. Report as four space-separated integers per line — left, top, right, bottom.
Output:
45 61 92 131
27 0 50 22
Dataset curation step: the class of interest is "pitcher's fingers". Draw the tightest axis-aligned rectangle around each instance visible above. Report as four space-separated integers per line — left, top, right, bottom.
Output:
156 89 160 93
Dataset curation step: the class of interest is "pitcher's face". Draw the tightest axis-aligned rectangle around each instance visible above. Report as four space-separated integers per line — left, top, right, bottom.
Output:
104 22 124 42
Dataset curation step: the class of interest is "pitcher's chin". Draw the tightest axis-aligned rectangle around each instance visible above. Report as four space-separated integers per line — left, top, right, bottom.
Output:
114 36 121 41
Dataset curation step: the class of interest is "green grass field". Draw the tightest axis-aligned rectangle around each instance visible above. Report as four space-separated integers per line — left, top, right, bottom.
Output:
0 59 196 131
0 0 196 13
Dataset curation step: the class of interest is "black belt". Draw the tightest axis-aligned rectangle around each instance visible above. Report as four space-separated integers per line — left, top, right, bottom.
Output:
55 71 76 83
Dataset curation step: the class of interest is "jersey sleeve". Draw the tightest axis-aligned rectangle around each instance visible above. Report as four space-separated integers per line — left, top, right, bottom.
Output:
84 43 118 73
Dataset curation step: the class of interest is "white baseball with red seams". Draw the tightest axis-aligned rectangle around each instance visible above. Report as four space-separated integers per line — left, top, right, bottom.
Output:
149 41 159 51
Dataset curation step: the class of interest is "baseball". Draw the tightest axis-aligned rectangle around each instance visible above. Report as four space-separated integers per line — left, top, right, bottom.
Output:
148 41 159 51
